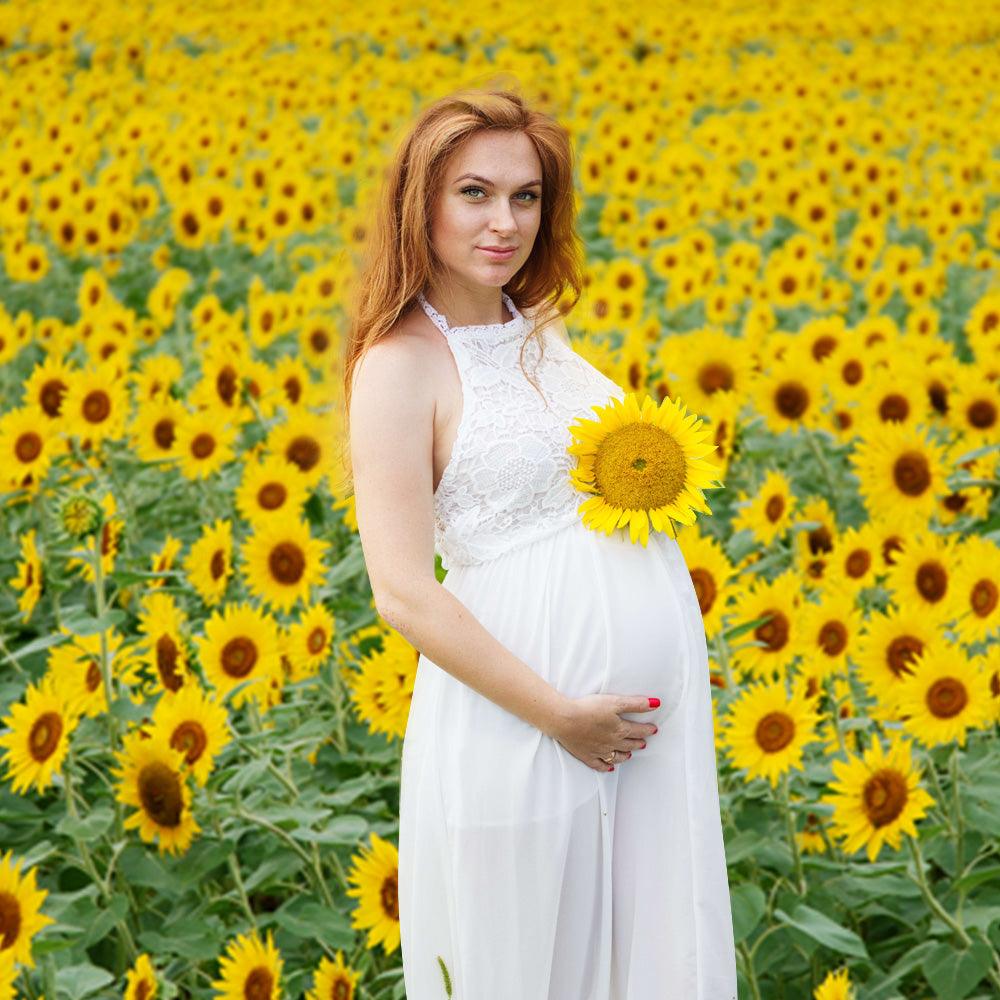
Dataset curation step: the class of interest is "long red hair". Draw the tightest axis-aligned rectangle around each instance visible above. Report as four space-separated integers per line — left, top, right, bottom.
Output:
335 83 584 493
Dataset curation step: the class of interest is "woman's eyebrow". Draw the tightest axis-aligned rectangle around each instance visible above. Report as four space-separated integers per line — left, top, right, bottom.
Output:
454 173 543 187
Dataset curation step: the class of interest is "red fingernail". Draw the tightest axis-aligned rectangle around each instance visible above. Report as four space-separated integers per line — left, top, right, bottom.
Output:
649 697 660 707
653 727 658 734
609 765 615 771
640 742 646 749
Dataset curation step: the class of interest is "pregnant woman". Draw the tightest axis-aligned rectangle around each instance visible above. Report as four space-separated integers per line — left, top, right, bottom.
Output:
342 85 737 999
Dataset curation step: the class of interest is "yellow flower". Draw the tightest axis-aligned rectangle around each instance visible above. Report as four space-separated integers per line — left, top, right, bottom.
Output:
241 517 329 613
813 966 855 1000
184 518 234 607
210 929 283 1000
895 647 995 748
345 832 400 954
304 950 361 1000
8 529 43 623
568 390 723 546
112 728 200 856
124 953 158 1000
150 681 231 787
819 730 934 862
719 676 822 788
0 850 54 968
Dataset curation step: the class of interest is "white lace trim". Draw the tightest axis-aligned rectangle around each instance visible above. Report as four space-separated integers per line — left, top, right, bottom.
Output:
418 291 626 570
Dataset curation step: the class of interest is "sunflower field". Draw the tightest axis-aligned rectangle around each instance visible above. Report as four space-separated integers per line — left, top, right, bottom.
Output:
2 0 1000 998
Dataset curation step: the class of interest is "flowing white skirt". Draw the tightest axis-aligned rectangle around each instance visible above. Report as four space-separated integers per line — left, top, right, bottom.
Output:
398 519 737 1000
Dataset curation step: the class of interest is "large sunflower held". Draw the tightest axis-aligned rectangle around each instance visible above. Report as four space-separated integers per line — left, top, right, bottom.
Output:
567 391 724 546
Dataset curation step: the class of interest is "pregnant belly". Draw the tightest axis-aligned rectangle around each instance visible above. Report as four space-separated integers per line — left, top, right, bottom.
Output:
441 520 697 725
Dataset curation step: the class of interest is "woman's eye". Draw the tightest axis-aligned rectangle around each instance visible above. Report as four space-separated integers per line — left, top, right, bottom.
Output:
460 186 538 203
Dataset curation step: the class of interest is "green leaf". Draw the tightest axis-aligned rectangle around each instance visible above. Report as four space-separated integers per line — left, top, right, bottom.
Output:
774 903 869 959
54 963 115 1000
292 813 368 845
8 631 73 660
730 883 767 943
922 937 993 1000
56 805 114 841
61 609 127 636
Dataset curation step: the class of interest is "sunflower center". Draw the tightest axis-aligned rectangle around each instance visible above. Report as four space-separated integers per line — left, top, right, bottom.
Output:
916 561 947 602
754 609 789 651
754 711 795 753
216 366 238 405
242 967 274 1000
819 621 847 655
774 381 809 419
971 579 997 617
191 433 216 459
210 550 227 580
153 419 175 450
968 399 996 430
41 379 66 416
287 436 320 473
842 359 863 385
0 891 21 948
699 362 733 393
83 389 111 423
879 393 909 422
382 873 399 921
893 451 931 496
862 768 908 828
307 626 327 654
926 677 968 719
689 568 714 614
170 721 206 765
258 483 287 510
16 432 42 463
86 659 102 691
221 637 258 678
138 761 183 828
846 549 871 578
29 711 62 761
593 422 686 511
887 635 923 679
269 542 305 585
157 635 182 691
765 495 785 522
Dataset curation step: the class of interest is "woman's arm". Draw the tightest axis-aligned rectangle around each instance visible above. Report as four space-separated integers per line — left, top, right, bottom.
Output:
349 334 574 738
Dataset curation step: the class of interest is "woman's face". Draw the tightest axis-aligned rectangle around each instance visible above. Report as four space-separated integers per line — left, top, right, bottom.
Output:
429 129 543 291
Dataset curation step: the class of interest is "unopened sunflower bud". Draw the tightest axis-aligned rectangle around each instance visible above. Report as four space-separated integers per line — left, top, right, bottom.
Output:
60 493 103 538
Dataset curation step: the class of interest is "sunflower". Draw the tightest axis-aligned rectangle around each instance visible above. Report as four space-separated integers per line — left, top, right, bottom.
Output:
796 589 864 685
0 674 79 795
883 530 964 626
951 535 1000 645
124 953 158 1000
150 681 231 787
21 353 75 423
813 966 855 1000
0 406 65 491
265 408 340 490
129 394 188 465
173 404 238 480
241 517 329 613
751 351 826 436
849 419 951 529
796 810 829 856
234 452 310 526
731 468 799 547
148 534 183 588
854 360 933 428
0 950 15 1000
112 727 200 856
791 496 839 585
304 951 361 1000
130 351 183 403
60 362 131 448
184 518 234 607
0 850 54 968
135 591 191 693
821 522 883 599
8 528 42 623
726 569 804 680
719 676 822 788
894 647 995 748
819 730 935 862
194 602 283 709
674 526 736 638
210 929 283 1000
342 626 418 741
66 491 123 583
567 390 723 546
285 603 336 682
946 370 1000 443
345 831 400 954
853 602 945 713
664 327 756 413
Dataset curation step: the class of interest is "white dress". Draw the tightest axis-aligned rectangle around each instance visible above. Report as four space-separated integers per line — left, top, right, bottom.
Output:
397 290 737 1000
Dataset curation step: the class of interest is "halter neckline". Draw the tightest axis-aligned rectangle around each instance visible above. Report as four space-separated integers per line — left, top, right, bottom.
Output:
417 290 524 339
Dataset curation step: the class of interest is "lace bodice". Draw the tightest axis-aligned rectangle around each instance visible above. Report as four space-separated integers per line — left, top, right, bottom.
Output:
419 290 626 570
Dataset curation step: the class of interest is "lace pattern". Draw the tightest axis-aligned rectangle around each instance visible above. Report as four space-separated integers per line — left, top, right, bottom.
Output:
419 291 626 571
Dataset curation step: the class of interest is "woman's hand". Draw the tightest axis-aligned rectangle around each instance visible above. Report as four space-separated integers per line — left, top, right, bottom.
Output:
548 694 659 772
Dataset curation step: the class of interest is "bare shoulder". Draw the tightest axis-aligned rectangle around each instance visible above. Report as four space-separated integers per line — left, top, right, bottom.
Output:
350 304 445 397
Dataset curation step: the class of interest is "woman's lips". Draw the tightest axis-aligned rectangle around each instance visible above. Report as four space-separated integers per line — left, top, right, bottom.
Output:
478 246 517 260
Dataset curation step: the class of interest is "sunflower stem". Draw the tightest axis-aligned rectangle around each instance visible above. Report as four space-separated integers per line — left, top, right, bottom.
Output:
90 525 124 840
737 941 763 1000
780 771 807 895
950 743 965 890
205 785 258 930
905 833 970 947
802 425 840 519
924 752 957 838
714 631 735 690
